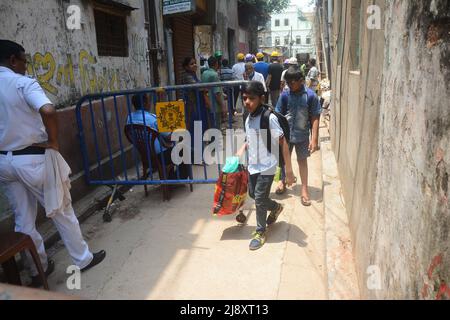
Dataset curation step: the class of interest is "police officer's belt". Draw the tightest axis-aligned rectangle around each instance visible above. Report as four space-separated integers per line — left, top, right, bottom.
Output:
0 146 46 155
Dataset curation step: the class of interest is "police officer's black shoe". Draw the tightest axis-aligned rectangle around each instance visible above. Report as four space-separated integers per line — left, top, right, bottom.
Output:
29 259 55 288
81 250 106 273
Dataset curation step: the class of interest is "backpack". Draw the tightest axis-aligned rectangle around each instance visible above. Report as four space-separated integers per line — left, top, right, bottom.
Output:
260 105 290 167
260 89 317 166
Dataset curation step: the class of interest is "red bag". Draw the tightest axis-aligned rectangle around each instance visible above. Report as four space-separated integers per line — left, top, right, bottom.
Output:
212 166 249 216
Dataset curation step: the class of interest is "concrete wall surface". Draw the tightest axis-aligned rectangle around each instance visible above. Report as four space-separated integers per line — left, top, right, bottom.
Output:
370 0 450 300
330 0 450 299
214 0 239 61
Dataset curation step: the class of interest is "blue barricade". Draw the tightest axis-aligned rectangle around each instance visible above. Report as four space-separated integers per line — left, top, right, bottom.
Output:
75 81 248 188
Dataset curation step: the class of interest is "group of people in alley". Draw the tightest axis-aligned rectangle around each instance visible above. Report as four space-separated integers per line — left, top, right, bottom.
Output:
233 52 321 250
0 37 321 292
179 50 322 250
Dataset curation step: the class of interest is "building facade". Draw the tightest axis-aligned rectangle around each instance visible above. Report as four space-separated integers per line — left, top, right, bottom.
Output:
258 5 316 58
0 0 156 108
163 0 242 84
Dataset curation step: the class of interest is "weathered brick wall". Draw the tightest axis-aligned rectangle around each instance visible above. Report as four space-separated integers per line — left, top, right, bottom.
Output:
371 0 450 299
330 0 449 299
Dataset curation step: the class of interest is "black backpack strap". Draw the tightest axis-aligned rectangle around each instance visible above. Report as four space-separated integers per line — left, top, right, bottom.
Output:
260 105 288 168
260 105 273 154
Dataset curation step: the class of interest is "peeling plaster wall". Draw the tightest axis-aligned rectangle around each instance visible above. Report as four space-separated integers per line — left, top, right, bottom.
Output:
0 0 151 108
154 1 169 86
330 0 386 299
192 0 239 64
371 0 450 299
214 0 239 61
331 0 450 299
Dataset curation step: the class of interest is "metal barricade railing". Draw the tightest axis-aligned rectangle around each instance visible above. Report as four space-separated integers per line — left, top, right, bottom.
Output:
75 81 248 221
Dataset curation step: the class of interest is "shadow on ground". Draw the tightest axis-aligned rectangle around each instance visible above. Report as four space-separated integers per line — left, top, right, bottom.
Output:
220 221 308 247
272 185 324 203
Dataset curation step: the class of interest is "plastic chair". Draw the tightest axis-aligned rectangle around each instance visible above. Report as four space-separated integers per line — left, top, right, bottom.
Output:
124 124 175 201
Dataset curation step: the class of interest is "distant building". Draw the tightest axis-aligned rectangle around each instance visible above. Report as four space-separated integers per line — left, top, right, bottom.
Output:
258 5 316 58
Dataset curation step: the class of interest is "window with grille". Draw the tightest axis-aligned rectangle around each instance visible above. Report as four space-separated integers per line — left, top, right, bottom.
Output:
284 19 289 26
284 36 289 45
275 19 280 27
296 36 301 45
306 37 311 44
350 0 362 70
275 37 280 45
94 9 128 57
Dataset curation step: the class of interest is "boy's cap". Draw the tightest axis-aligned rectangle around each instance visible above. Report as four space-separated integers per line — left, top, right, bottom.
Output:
288 57 298 65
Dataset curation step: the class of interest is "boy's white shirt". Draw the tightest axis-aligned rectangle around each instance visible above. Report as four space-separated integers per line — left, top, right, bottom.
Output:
245 111 283 175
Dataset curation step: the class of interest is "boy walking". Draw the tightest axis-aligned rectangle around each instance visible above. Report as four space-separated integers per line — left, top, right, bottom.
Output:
275 68 321 206
237 81 295 251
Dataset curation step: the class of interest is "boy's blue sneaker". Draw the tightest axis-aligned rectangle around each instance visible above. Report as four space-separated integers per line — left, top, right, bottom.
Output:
249 231 266 251
267 203 284 226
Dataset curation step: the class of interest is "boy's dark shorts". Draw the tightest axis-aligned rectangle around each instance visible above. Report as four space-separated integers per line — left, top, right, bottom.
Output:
290 141 310 161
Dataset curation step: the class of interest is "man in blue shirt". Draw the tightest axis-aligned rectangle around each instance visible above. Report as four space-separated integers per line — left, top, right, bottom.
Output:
127 94 171 156
126 94 189 180
219 59 237 117
275 68 321 206
220 59 235 81
254 52 269 81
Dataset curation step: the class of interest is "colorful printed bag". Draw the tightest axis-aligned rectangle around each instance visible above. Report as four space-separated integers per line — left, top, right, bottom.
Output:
212 164 248 216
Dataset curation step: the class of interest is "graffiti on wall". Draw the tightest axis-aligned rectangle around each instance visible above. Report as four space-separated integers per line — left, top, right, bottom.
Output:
194 26 213 59
26 50 122 98
422 254 450 300
78 50 120 95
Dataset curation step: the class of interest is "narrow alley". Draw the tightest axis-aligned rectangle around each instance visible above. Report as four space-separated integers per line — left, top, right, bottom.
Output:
45 137 331 300
0 0 449 305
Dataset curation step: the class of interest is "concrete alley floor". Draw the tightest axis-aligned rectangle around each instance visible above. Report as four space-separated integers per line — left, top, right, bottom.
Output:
45 149 328 300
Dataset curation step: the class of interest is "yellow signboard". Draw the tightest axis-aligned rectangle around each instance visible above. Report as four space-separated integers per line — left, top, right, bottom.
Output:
156 101 186 133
